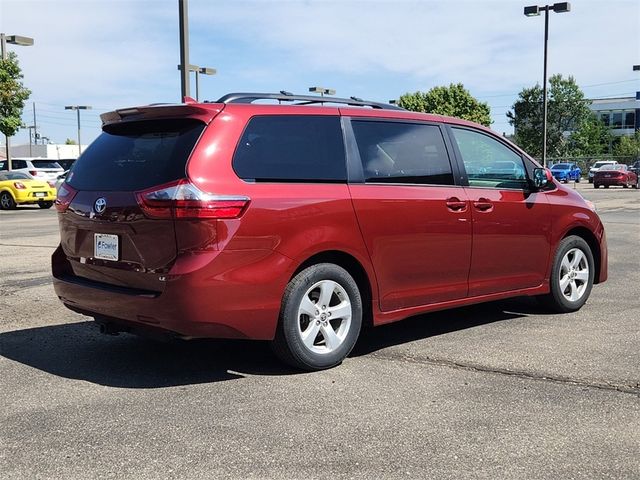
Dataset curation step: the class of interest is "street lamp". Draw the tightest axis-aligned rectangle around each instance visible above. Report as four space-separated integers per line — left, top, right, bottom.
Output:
524 2 571 167
1 33 35 170
65 106 92 156
309 87 336 97
177 65 216 101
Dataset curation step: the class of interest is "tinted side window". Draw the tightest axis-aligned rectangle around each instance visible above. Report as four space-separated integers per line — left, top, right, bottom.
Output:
12 160 27 169
233 116 346 182
451 128 527 189
351 121 454 185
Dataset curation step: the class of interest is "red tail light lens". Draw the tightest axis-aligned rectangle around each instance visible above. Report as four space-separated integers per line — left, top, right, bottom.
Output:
29 170 38 176
48 181 56 188
136 180 250 220
14 182 26 189
55 183 78 212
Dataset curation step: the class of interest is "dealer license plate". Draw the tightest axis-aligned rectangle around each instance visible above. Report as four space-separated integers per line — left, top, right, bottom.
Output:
94 233 119 261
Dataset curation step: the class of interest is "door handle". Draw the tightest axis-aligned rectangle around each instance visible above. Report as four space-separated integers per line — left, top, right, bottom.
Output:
473 198 493 212
446 197 467 212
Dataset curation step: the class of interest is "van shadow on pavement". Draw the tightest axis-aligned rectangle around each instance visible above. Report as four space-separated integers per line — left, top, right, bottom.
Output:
0 298 545 388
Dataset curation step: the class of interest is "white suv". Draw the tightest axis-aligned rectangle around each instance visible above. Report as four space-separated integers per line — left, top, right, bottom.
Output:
588 160 617 183
3 158 64 183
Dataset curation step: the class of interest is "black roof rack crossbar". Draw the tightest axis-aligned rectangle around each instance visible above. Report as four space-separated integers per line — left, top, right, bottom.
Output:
214 92 403 110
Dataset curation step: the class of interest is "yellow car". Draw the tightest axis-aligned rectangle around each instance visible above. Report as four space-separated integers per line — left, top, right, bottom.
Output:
0 171 57 209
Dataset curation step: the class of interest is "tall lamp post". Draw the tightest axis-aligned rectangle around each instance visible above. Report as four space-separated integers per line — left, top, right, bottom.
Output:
1 33 34 170
524 2 571 167
64 106 92 156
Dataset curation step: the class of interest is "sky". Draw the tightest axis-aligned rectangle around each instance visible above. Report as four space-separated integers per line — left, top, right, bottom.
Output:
2 0 639 148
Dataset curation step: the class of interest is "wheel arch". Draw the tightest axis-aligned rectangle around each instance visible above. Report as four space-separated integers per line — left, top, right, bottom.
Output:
291 250 375 328
563 226 602 284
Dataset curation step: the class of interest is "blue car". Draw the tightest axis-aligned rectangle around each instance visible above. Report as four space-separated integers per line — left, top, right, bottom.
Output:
550 163 581 183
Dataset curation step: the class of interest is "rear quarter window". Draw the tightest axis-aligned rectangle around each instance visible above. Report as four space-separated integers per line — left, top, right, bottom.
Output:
232 115 346 182
67 119 205 191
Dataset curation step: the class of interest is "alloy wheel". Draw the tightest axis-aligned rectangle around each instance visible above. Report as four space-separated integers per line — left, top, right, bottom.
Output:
296 280 352 354
558 248 590 303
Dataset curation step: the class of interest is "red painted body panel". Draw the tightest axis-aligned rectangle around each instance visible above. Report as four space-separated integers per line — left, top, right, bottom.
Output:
349 184 472 310
464 187 551 296
52 101 608 341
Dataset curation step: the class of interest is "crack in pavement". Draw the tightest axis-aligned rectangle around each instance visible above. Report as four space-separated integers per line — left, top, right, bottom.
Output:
370 350 640 396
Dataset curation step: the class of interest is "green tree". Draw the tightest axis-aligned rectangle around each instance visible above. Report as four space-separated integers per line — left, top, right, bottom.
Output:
567 114 612 156
613 130 640 159
507 74 594 158
398 83 492 127
0 51 31 163
65 138 77 145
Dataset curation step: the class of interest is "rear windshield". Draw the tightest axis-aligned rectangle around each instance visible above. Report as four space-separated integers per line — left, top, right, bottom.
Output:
67 119 205 191
600 165 624 171
552 163 570 169
31 160 62 169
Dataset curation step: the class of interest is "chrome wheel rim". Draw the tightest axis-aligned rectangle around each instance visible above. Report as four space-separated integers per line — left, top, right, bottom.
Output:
297 280 352 354
559 248 589 302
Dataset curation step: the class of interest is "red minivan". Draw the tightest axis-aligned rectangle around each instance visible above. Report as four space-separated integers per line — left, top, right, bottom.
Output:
53 92 607 370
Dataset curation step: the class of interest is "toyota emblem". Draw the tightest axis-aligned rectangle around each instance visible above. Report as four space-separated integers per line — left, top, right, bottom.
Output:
94 197 107 214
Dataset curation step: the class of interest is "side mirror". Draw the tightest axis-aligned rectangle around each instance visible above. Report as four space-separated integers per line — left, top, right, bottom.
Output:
532 167 553 189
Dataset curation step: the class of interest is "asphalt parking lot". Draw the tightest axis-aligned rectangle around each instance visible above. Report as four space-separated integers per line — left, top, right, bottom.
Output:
1 183 639 479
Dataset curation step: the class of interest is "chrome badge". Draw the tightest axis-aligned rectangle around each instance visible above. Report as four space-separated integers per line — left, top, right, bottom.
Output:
94 197 107 214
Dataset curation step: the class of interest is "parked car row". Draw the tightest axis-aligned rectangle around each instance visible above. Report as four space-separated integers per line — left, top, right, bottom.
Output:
0 158 76 209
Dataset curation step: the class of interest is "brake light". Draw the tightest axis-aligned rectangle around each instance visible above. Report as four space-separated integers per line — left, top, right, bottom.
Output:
48 180 56 188
135 179 250 220
55 183 78 212
14 182 26 189
29 170 38 176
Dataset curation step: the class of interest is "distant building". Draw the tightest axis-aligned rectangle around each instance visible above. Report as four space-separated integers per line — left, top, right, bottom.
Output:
589 94 639 137
1 143 87 160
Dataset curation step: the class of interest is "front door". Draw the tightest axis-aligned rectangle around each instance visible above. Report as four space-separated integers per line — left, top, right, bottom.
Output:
449 127 551 297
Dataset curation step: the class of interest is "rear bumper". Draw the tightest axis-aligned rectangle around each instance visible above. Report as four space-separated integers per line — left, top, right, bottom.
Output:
52 245 294 340
594 178 625 186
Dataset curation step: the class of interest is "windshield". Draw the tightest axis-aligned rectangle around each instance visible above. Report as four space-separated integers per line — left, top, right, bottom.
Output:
552 163 571 170
594 162 614 169
0 172 31 180
31 160 62 169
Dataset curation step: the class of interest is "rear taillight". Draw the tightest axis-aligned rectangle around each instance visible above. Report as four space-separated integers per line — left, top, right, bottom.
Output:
14 182 26 189
55 183 78 212
29 170 38 176
48 181 56 188
135 179 250 220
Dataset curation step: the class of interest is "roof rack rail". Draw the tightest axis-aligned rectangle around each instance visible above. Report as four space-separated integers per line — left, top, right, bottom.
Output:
213 92 403 110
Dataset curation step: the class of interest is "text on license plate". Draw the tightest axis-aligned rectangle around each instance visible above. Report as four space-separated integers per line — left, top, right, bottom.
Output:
94 233 119 261
35 192 46 197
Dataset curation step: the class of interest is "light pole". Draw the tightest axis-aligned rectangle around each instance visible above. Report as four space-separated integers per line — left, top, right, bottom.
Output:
177 65 216 101
309 87 336 97
1 33 34 170
524 2 571 167
65 106 92 156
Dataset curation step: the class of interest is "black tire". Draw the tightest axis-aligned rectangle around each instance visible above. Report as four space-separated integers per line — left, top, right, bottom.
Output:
604 185 609 189
38 201 54 209
538 235 595 313
593 184 599 189
271 263 362 371
0 191 16 210
623 182 629 189
588 178 593 184
576 176 580 183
